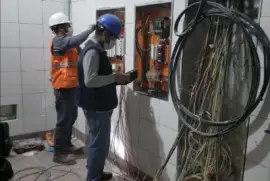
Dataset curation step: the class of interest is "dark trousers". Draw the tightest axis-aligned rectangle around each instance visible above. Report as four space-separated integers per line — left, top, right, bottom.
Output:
83 110 112 181
54 88 78 151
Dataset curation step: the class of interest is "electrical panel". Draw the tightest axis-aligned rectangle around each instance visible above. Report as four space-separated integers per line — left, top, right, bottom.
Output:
134 3 171 100
96 8 125 73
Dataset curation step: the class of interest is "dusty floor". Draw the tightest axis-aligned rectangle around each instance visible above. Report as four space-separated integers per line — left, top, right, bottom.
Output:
8 139 130 181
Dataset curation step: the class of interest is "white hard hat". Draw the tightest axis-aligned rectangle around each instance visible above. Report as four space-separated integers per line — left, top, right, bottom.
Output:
49 12 70 27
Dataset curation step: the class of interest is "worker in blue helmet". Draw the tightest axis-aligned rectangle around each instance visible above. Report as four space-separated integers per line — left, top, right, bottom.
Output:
77 14 130 181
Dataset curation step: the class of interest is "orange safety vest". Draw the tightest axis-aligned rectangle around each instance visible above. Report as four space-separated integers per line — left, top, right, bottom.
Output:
50 40 78 89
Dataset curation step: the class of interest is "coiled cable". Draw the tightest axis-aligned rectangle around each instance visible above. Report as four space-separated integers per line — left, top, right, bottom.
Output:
11 165 83 181
169 0 270 137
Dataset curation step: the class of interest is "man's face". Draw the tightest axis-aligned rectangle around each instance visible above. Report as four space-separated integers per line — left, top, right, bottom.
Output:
108 36 116 43
102 30 116 44
59 23 72 36
65 23 73 36
103 35 117 50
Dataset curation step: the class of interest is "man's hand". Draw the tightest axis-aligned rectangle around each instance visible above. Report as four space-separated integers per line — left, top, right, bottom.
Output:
114 73 130 84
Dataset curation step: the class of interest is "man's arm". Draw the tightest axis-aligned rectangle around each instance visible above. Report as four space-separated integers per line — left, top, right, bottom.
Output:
53 29 93 52
83 49 115 88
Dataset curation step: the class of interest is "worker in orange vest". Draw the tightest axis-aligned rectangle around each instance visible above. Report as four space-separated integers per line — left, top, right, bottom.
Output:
49 12 96 165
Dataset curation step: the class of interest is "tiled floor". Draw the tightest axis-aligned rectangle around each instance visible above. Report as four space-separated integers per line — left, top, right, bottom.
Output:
8 139 131 181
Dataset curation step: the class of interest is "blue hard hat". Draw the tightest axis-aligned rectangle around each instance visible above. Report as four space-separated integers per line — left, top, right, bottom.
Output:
97 14 122 38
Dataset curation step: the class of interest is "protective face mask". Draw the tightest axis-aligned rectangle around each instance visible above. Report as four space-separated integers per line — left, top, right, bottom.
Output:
104 39 116 50
66 27 73 36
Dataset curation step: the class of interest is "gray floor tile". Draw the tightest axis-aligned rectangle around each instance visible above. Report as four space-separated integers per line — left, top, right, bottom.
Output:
9 155 40 172
35 151 56 167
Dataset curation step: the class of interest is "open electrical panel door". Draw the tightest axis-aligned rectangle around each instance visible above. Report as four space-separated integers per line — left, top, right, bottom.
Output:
96 8 125 73
134 3 172 100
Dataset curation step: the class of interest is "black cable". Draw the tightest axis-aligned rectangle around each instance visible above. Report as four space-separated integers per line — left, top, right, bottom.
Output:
11 165 83 181
169 0 270 137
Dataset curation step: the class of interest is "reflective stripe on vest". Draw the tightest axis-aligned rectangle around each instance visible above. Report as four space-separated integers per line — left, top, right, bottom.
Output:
51 61 77 69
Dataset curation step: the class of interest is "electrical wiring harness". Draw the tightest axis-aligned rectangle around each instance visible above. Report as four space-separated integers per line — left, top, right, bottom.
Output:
170 0 270 137
153 0 270 181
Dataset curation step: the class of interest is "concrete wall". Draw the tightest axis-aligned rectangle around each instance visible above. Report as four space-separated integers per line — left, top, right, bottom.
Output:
0 0 69 135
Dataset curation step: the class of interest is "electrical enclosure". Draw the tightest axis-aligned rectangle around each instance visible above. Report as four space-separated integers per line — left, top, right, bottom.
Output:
96 8 125 73
134 3 172 100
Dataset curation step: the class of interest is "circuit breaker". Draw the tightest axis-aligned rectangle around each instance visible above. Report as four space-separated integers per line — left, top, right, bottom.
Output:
134 3 171 100
96 8 125 73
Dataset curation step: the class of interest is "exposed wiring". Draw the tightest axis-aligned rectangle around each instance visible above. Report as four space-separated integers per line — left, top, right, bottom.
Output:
135 15 151 85
11 165 84 181
170 0 270 137
151 0 270 181
108 85 144 181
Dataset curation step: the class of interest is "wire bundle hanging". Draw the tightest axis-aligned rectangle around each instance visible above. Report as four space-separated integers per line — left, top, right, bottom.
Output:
170 0 270 137
107 85 143 181
152 0 270 181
